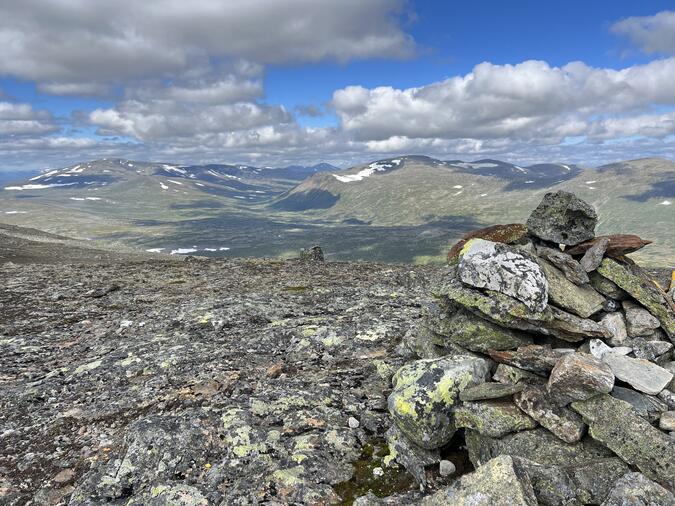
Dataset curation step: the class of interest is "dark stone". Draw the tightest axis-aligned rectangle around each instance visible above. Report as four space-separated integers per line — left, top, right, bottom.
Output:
459 382 524 402
526 191 597 246
536 245 589 285
300 245 325 262
579 237 609 272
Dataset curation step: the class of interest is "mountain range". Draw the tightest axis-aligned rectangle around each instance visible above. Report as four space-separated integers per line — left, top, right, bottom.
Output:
0 156 673 265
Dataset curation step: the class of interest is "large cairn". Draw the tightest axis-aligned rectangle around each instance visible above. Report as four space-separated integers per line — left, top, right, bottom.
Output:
384 191 675 505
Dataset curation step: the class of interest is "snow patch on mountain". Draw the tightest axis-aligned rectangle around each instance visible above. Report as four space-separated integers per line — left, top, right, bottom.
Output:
332 159 401 183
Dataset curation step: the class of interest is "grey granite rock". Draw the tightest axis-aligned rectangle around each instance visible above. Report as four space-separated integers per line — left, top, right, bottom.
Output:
660 411 675 432
514 385 586 443
547 353 614 405
629 338 673 361
572 394 675 489
587 338 632 360
458 239 549 312
600 472 675 506
388 354 492 449
526 191 597 246
536 245 589 285
579 237 609 273
602 352 673 395
384 425 439 486
601 312 629 346
623 300 661 337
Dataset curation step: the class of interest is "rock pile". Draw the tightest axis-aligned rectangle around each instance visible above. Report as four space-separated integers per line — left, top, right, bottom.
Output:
385 191 675 505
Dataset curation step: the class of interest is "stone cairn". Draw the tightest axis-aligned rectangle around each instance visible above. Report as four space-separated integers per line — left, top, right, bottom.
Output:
385 191 675 505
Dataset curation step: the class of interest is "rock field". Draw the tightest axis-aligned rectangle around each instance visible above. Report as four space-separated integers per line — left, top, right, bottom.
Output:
2 190 675 505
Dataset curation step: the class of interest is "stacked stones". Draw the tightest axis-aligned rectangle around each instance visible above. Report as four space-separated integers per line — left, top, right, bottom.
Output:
386 191 675 505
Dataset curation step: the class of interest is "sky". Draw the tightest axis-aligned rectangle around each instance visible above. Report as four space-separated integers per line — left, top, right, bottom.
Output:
2 1 675 171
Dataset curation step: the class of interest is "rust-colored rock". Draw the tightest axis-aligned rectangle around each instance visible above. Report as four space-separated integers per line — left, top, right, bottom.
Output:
447 223 528 264
566 235 652 257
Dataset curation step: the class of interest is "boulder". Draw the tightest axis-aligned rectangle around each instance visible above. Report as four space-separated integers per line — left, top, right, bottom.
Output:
421 455 537 506
571 394 675 489
601 352 673 395
566 234 653 257
537 257 605 318
454 400 538 438
459 382 524 402
430 309 533 353
597 258 675 339
447 223 529 264
600 472 675 506
600 312 628 346
547 353 614 405
526 191 597 246
623 300 661 337
457 239 548 312
299 245 324 262
579 237 609 272
387 355 491 449
514 385 586 443
536 245 589 285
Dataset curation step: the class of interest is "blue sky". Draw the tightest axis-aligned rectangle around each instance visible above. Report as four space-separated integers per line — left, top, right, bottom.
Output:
2 1 675 170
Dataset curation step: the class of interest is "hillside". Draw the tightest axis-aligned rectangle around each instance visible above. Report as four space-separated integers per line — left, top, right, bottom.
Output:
0 156 673 265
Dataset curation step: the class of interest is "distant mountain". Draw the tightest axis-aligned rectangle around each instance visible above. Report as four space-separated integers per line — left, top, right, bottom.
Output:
1 156 673 265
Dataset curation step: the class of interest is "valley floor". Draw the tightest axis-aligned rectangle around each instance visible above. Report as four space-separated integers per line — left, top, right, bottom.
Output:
0 254 445 504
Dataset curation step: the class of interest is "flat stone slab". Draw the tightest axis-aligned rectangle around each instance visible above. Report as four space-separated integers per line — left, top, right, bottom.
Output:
566 234 653 257
454 400 538 438
458 239 548 312
602 352 673 395
571 394 675 489
536 245 589 285
537 257 605 318
489 345 568 375
611 386 668 422
460 382 524 402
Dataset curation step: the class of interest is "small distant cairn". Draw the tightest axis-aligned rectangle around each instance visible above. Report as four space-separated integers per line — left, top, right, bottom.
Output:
300 245 325 262
383 191 675 503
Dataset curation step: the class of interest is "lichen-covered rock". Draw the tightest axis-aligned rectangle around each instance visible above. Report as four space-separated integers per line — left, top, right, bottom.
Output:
421 455 537 506
536 245 589 285
387 355 491 449
465 427 613 470
493 364 544 385
526 191 597 246
611 386 668 422
457 239 549 312
125 484 209 506
547 353 614 405
602 352 673 395
454 400 538 438
514 385 586 443
430 309 532 353
514 457 629 506
439 278 609 342
600 472 675 506
537 257 605 318
589 272 629 300
459 382 524 402
623 300 661 337
579 236 609 273
447 223 529 264
597 258 675 339
571 394 675 489
601 312 629 346
384 425 439 486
